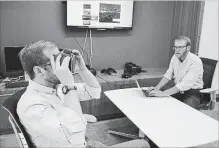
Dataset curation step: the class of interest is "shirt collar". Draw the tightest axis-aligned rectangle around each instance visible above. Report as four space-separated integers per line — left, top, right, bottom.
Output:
182 51 191 63
28 79 55 94
178 51 191 63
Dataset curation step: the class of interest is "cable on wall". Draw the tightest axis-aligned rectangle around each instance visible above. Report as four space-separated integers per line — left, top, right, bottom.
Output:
82 29 88 57
89 28 93 68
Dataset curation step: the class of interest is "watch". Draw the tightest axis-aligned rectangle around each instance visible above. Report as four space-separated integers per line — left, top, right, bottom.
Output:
55 84 77 95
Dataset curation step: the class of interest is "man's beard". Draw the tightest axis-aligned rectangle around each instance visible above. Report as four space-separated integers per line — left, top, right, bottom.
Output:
44 74 61 86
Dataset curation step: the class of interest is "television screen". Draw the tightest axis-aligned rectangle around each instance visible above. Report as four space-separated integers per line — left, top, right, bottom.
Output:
4 46 24 72
67 1 134 29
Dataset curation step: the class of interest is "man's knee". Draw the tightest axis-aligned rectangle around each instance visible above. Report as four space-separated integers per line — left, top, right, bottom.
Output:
183 96 200 109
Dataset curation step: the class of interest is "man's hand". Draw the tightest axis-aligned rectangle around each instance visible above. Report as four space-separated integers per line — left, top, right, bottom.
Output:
50 54 74 86
147 86 159 92
149 89 169 97
71 49 87 71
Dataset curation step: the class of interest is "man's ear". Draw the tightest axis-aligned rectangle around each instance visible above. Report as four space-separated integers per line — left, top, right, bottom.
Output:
187 45 191 51
33 66 44 77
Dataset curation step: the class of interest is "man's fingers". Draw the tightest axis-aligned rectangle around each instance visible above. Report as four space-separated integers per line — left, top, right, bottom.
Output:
55 54 62 68
61 56 70 69
72 49 83 61
71 49 80 56
149 94 155 97
149 90 155 96
148 87 155 92
50 55 56 71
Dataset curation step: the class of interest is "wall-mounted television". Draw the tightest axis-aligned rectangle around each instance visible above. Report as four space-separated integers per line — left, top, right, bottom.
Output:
67 1 134 29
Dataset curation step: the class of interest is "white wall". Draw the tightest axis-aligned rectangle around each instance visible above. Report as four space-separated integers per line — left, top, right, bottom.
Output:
199 1 218 91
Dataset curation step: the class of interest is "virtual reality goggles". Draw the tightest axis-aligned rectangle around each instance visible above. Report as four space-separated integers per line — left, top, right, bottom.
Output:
53 48 77 73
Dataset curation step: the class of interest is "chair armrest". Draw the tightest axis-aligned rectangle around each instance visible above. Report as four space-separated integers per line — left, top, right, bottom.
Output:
83 114 97 123
200 88 218 94
200 88 218 104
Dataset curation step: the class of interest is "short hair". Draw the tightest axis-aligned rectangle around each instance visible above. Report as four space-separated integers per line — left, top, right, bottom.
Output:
174 36 191 46
19 40 58 80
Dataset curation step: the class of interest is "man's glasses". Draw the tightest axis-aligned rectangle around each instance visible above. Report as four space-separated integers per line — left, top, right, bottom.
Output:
172 45 188 50
40 63 51 67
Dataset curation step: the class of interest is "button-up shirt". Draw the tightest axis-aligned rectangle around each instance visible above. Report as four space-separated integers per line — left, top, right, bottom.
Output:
164 52 204 91
17 79 101 147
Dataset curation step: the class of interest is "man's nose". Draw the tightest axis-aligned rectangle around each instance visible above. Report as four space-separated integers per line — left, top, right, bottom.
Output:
175 48 180 53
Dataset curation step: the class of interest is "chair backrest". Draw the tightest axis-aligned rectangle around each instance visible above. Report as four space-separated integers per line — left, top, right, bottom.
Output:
2 88 36 148
200 57 218 89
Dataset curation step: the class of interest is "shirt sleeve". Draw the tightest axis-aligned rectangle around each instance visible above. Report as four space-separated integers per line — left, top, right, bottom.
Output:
176 62 203 91
20 102 86 146
75 83 101 101
164 57 174 80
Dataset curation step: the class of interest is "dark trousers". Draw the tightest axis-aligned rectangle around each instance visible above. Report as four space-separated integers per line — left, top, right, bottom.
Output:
171 89 203 109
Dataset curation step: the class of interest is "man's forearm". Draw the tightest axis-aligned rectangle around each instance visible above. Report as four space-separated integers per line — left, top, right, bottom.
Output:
163 86 180 96
156 77 170 90
76 58 100 88
78 69 100 88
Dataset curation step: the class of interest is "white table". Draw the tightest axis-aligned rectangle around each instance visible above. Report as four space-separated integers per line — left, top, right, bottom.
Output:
104 88 219 148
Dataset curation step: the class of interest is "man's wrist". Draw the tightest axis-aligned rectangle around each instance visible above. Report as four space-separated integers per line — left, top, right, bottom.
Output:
60 80 75 88
61 79 75 87
55 84 78 95
155 86 160 90
162 90 169 96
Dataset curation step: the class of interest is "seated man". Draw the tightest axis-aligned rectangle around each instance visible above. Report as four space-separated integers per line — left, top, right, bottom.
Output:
149 36 204 109
17 40 150 148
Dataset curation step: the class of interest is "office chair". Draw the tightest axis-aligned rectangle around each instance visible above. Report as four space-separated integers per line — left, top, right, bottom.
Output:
199 57 218 110
2 88 97 148
2 88 35 148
